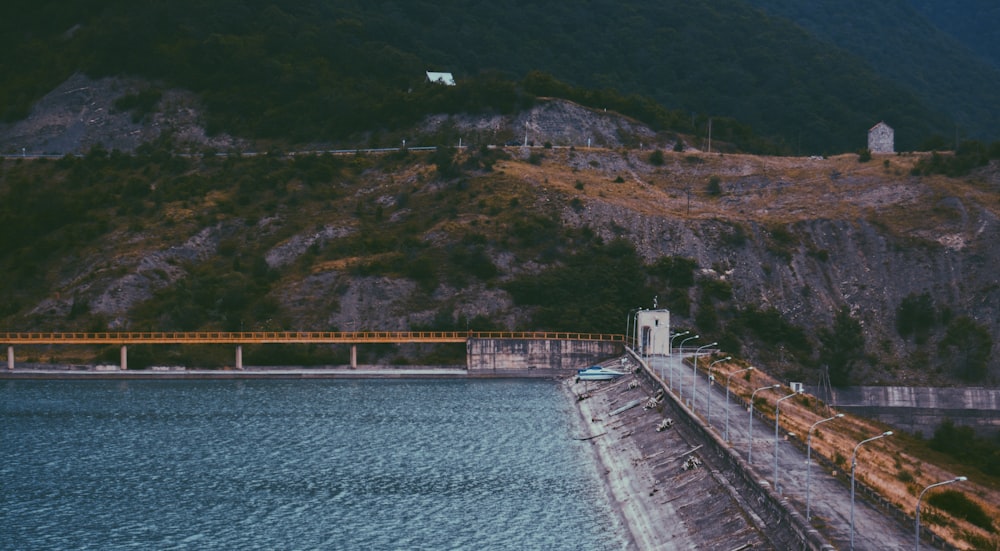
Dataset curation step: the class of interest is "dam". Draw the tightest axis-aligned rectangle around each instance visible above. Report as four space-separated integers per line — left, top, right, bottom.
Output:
2 323 991 549
1 331 622 373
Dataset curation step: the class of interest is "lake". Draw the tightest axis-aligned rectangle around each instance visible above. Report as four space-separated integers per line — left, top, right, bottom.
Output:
1 379 628 550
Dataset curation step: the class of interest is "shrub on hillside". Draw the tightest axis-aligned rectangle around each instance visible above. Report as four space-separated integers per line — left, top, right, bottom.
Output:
930 419 1000 478
927 490 993 532
706 175 722 196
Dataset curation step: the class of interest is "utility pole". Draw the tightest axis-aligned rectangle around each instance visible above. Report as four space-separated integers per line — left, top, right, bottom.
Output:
707 118 712 154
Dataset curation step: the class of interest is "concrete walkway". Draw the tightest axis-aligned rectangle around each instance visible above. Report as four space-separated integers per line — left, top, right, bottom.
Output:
648 354 916 550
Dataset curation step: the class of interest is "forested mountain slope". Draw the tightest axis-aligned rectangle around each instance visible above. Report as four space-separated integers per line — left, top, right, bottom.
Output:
748 0 1000 146
2 2 999 386
906 0 1000 69
2 0 997 154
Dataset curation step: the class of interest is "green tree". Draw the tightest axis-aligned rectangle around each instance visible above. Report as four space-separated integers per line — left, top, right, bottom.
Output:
896 292 936 344
929 419 1000 478
503 239 651 333
818 307 865 387
429 146 459 178
706 175 722 196
927 490 994 531
938 316 992 382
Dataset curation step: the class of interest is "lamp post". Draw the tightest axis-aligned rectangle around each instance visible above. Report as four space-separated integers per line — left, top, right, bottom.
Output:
748 384 780 463
669 330 689 356
806 413 844 520
665 330 688 385
725 366 753 442
626 307 641 349
773 390 800 493
916 476 966 550
636 309 647 361
649 331 657 377
691 342 717 412
850 431 893 550
706 356 731 428
676 335 698 394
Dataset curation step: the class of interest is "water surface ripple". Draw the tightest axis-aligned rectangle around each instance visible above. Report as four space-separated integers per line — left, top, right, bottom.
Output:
2 379 627 550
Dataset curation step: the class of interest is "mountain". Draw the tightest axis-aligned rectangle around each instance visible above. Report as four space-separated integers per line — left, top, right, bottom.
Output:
2 0 998 154
906 0 1000 69
1 3 999 385
747 0 1000 147
1 101 998 385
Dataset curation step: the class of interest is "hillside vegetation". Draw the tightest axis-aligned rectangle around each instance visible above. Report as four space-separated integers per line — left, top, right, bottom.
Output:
3 0 1000 154
2 128 998 385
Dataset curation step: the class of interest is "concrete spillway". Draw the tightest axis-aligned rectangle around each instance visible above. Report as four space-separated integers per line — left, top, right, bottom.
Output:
570 357 832 550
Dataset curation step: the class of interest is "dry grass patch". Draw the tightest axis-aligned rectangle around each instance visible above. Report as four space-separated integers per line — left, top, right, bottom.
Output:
705 359 1000 550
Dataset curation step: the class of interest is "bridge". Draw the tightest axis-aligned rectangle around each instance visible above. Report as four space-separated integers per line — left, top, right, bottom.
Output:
1 331 625 371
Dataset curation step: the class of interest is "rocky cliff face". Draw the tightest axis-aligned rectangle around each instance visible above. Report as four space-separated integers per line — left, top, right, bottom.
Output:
559 151 1000 384
0 74 246 155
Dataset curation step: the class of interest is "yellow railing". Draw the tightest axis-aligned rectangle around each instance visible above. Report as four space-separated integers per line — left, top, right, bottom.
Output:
0 331 625 345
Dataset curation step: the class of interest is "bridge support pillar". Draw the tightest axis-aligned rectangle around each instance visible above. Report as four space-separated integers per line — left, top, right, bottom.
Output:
236 345 243 370
350 345 357 369
7 346 13 370
120 345 127 371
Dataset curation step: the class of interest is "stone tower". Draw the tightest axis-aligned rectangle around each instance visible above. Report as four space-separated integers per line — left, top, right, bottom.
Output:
868 121 894 153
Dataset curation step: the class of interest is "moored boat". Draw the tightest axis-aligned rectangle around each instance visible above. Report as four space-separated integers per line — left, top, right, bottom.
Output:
575 365 626 381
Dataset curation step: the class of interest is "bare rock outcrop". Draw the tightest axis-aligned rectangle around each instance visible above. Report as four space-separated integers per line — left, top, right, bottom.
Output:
0 73 247 155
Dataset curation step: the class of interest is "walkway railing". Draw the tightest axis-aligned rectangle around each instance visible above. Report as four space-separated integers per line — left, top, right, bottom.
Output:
1 331 625 345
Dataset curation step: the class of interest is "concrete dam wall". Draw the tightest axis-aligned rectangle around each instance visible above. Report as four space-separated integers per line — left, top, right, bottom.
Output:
826 386 1000 436
467 338 621 375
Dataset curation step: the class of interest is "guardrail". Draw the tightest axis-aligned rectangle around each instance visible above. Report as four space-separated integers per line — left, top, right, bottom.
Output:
1 331 625 345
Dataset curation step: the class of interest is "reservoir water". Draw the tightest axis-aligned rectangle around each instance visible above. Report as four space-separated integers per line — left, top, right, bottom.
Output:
1 379 628 550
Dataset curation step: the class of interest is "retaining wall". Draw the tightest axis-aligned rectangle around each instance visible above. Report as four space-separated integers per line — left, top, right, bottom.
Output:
466 338 621 374
825 386 1000 436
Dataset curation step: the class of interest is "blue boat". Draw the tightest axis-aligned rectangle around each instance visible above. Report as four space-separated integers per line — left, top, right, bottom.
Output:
575 365 626 381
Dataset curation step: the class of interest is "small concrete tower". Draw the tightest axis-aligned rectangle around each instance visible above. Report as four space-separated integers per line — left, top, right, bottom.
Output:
636 309 671 356
868 121 894 153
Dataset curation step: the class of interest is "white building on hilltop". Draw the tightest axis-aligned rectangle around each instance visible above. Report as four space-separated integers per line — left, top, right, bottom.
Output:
868 121 894 153
425 71 456 86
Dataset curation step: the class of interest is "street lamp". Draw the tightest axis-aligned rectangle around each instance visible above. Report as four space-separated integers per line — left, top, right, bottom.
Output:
774 390 800 493
706 356 731 428
725 366 753 442
676 335 699 394
663 329 687 384
626 307 641 349
667 330 689 390
748 384 780 463
691 342 717 412
806 413 844 520
669 330 689 356
916 476 966 550
850 430 893 550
